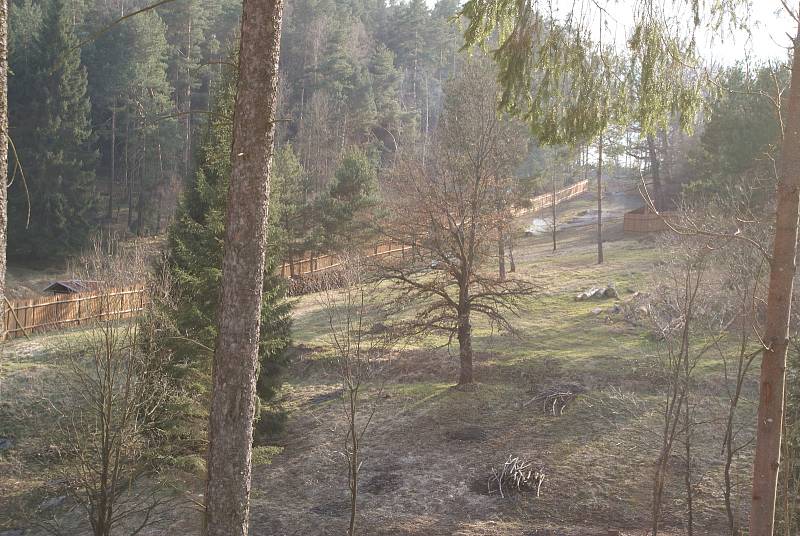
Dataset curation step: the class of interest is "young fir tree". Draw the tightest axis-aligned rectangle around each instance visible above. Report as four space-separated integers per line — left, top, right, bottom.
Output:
163 66 292 448
8 0 97 259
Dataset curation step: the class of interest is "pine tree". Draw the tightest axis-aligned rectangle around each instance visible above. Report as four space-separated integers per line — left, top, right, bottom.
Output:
8 0 97 259
315 23 356 98
318 147 377 251
162 66 291 450
270 144 314 277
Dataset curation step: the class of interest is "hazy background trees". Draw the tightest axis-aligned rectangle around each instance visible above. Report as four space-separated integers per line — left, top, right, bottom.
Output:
4 0 467 264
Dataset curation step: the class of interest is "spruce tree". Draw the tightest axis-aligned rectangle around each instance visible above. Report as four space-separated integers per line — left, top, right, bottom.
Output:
162 66 291 449
8 0 97 259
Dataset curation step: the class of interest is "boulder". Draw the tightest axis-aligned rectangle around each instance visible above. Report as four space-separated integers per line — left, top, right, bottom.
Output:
575 285 618 301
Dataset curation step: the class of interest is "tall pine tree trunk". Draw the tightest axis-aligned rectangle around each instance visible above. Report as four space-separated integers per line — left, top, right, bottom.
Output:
597 132 603 264
749 15 800 536
0 0 7 340
203 0 284 533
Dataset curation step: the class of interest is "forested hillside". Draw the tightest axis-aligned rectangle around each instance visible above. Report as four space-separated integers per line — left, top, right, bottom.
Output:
7 0 462 259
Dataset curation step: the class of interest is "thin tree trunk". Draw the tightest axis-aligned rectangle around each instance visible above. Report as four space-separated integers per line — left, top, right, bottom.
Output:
184 14 192 179
135 129 146 236
660 129 673 193
348 388 358 536
108 100 116 222
498 226 506 280
155 141 165 233
684 398 694 536
121 117 128 222
584 144 589 183
203 0 284 533
750 14 800 536
597 132 604 264
647 133 661 211
508 236 515 273
126 119 133 230
552 173 557 251
0 0 8 341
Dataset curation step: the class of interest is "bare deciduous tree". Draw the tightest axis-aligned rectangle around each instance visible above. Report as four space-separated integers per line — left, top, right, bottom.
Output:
41 244 178 536
379 59 534 387
317 257 395 536
715 237 768 536
648 230 719 536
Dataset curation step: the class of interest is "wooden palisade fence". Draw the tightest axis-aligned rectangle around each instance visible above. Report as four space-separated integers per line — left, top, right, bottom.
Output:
513 179 589 216
4 286 146 341
4 180 590 341
278 241 413 279
280 180 590 278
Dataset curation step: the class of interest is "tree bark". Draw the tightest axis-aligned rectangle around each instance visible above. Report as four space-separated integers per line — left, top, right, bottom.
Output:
0 0 7 340
597 132 604 264
203 0 284 533
749 15 800 536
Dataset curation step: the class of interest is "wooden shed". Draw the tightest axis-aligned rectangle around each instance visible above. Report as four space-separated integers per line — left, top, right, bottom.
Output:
623 207 675 233
43 280 104 295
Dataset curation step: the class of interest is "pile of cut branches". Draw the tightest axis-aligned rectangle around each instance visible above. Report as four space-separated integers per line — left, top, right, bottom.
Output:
487 455 545 498
524 383 585 415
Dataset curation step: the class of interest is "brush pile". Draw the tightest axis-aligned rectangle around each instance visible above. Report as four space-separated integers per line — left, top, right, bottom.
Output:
524 383 586 415
487 455 545 498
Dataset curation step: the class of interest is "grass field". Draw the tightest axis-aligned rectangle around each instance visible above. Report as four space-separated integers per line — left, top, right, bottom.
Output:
0 191 759 535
